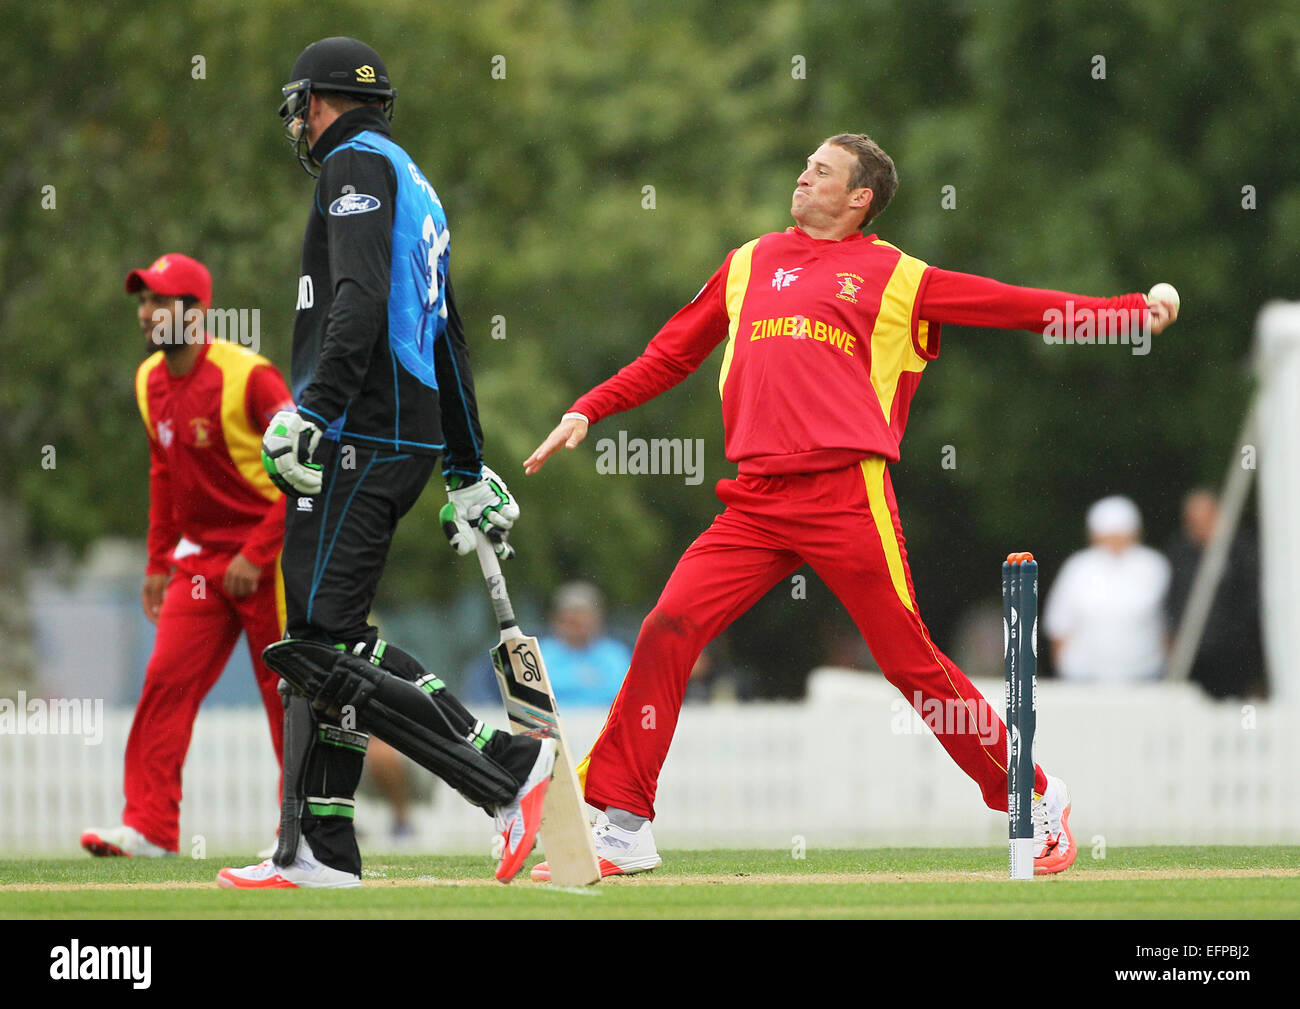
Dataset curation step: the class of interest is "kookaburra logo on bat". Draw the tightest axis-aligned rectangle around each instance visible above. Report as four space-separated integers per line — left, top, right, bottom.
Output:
511 643 542 683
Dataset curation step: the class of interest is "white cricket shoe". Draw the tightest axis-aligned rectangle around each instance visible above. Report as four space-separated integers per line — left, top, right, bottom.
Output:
493 736 557 883
530 811 661 882
80 825 173 858
216 836 361 889
1032 774 1076 875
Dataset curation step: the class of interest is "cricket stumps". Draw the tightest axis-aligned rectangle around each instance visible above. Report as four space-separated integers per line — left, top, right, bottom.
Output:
1002 552 1037 881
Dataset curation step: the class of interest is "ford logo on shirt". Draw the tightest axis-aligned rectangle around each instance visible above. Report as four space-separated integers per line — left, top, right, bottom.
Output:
328 193 382 216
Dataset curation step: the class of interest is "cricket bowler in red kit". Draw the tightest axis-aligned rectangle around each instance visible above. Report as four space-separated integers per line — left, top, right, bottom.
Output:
81 253 293 857
525 134 1179 879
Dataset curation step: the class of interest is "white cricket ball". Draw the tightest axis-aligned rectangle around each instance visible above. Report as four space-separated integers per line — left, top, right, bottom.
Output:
1147 282 1180 312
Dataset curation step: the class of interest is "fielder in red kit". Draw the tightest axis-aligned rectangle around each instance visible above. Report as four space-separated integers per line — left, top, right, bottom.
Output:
81 253 292 857
525 134 1179 879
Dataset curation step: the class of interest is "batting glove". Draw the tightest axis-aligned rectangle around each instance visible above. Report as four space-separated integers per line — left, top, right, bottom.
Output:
440 465 519 559
262 410 324 496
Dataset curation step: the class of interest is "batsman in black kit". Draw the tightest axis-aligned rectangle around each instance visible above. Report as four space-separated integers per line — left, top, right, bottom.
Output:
218 37 556 889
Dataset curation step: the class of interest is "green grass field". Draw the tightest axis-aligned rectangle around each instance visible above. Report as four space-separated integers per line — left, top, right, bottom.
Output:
2 846 1297 919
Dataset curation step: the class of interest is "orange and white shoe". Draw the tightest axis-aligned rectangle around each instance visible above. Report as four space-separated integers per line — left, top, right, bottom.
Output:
530 811 662 882
1032 774 1076 875
216 837 360 889
493 737 557 883
80 825 173 858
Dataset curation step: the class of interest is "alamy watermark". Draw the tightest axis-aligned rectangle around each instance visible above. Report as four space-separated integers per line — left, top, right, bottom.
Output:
50 941 151 988
0 691 104 745
151 302 261 354
890 692 999 745
595 430 705 486
1042 302 1150 356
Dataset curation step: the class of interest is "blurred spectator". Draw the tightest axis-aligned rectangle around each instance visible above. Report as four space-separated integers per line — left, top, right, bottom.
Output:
541 582 633 708
1165 489 1267 699
466 581 632 711
1043 496 1170 682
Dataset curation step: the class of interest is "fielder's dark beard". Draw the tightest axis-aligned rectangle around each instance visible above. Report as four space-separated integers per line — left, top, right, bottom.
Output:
143 301 203 355
143 333 192 357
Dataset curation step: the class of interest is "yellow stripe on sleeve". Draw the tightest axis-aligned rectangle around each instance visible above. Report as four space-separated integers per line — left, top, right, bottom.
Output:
210 342 280 502
868 242 930 425
135 353 164 440
717 239 760 399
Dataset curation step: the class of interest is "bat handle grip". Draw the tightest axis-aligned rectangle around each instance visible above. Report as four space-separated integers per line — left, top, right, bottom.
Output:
474 529 518 629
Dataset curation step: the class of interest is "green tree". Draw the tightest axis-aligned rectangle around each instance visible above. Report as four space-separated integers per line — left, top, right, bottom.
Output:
3 0 1296 693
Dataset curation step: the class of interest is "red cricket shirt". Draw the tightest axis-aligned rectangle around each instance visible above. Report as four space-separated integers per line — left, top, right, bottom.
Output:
135 341 294 574
571 227 1149 475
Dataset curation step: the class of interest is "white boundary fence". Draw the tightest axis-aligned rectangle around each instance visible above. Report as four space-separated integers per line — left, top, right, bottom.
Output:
2 672 1296 857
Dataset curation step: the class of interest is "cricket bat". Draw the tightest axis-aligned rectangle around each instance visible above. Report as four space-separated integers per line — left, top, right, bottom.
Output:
473 530 601 886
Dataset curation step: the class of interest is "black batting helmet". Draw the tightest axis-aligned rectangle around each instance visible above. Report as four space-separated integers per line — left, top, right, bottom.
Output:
279 37 396 176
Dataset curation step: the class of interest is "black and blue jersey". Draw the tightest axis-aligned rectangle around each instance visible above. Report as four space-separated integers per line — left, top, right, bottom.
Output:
290 106 482 479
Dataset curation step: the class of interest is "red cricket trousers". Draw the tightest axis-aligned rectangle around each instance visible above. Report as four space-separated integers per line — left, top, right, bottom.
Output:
580 459 1047 820
122 553 285 851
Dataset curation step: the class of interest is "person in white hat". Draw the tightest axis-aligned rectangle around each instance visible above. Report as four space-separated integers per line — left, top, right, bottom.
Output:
1043 495 1172 681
